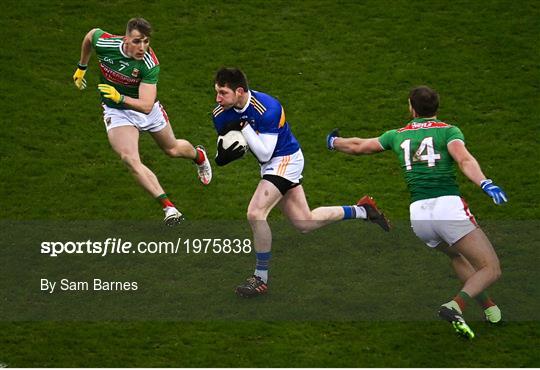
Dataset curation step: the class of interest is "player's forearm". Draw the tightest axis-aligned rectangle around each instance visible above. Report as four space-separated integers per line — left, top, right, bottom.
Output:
79 29 96 66
458 157 487 187
334 137 374 155
122 96 155 114
241 125 277 163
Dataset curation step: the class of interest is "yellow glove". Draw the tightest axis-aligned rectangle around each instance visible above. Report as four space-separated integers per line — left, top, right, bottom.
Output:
73 66 87 90
98 84 125 104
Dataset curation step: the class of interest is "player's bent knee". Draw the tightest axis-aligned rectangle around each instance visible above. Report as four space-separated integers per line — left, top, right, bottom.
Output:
120 154 142 171
246 209 267 222
491 263 502 282
291 221 312 234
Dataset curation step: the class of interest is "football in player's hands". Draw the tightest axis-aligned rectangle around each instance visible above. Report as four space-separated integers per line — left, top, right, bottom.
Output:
218 130 249 153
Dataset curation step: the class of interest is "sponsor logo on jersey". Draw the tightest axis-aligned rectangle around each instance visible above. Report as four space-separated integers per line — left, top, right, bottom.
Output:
99 63 141 87
397 121 449 132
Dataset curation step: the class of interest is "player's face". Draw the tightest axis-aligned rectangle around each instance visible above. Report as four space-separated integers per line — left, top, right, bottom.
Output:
215 84 240 109
124 29 150 60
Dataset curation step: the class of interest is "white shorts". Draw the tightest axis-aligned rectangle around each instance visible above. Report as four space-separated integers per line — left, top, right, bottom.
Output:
102 101 169 132
409 195 478 248
260 149 304 183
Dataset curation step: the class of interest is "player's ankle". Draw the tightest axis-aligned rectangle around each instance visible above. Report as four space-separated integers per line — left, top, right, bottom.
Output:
194 147 206 165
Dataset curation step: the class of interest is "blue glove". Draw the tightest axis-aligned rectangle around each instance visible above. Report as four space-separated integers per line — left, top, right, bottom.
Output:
480 179 508 205
327 128 340 150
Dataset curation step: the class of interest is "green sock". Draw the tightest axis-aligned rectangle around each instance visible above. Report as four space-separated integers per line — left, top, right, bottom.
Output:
156 193 174 208
475 291 496 309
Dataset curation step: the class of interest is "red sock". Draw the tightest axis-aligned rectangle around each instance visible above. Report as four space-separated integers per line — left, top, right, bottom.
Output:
481 298 496 310
453 291 470 312
194 147 205 165
476 291 496 309
156 193 175 209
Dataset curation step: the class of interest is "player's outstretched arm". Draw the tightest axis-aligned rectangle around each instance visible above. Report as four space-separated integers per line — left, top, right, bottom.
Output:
327 128 383 155
73 29 97 90
448 140 508 204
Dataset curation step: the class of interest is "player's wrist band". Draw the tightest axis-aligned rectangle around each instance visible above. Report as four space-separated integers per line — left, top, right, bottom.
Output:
77 63 88 70
119 95 125 104
480 179 492 189
329 136 337 150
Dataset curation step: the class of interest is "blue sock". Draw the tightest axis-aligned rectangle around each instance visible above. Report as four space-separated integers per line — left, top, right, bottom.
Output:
342 206 355 219
342 205 367 220
254 251 271 283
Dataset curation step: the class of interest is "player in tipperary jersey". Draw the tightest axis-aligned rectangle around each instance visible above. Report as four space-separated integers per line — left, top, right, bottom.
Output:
212 67 390 298
327 86 508 339
72 18 212 225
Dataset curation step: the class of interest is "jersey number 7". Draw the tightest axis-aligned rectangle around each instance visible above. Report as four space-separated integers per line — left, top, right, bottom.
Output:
399 137 441 170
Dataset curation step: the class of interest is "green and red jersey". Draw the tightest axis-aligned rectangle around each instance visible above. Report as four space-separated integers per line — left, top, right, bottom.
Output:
378 118 465 202
92 28 160 109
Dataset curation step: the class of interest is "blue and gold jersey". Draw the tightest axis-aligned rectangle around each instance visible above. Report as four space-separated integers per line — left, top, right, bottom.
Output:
212 90 300 158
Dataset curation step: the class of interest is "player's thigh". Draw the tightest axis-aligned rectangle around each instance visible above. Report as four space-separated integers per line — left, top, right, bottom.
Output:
149 122 178 151
435 243 461 258
279 185 312 220
452 228 500 270
409 199 441 248
107 125 141 158
247 180 283 219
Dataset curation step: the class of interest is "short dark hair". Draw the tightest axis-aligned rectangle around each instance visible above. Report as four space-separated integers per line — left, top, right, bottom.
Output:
215 67 249 92
126 18 152 38
409 86 439 117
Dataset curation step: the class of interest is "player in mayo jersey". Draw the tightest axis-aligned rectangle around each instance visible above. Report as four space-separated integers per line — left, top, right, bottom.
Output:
72 18 212 225
327 86 507 339
212 67 390 297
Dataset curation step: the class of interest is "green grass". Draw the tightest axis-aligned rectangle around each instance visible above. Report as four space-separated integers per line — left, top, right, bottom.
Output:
1 322 538 367
0 0 539 367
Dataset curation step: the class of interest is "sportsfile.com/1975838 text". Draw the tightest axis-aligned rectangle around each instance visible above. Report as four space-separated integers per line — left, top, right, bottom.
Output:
40 238 252 257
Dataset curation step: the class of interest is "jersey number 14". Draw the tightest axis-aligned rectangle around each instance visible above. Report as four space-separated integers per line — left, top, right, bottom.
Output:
399 137 441 170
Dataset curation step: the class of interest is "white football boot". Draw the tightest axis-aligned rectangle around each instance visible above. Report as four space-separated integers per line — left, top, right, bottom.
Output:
484 305 502 324
195 145 212 185
163 207 184 226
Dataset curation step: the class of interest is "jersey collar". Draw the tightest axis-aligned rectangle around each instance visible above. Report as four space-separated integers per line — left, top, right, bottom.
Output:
411 117 439 123
119 41 130 58
234 90 252 114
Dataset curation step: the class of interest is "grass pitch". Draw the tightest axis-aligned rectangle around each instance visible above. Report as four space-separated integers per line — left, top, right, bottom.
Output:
0 0 539 367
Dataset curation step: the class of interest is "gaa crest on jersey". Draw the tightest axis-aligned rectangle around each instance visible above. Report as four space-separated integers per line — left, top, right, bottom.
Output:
131 68 140 78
